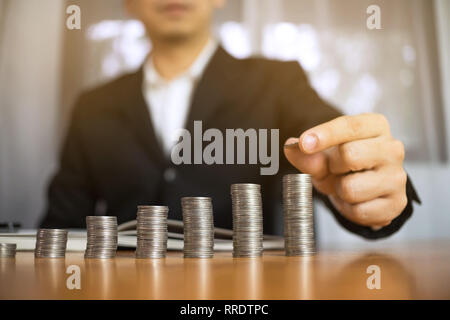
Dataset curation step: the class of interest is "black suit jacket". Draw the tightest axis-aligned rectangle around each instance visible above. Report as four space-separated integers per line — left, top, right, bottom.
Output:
40 46 421 238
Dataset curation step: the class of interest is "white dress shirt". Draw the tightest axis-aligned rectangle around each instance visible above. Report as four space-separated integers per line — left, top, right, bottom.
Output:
142 39 218 155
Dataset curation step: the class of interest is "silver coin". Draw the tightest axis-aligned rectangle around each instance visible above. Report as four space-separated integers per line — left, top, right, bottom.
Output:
34 229 68 258
231 184 264 258
0 243 17 258
181 197 214 258
283 174 316 256
84 216 118 259
135 205 168 259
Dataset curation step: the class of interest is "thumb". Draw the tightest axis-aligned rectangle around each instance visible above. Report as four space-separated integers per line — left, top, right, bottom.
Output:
283 138 329 179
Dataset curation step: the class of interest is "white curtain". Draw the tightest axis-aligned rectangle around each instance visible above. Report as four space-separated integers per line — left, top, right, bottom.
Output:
0 0 64 227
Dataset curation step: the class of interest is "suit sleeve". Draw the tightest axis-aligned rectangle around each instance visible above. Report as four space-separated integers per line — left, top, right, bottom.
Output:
277 61 421 239
39 96 96 228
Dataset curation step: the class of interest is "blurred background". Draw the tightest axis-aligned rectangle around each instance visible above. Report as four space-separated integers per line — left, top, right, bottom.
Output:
0 0 449 247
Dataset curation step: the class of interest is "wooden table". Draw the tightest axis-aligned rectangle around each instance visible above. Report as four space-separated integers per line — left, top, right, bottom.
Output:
1 241 449 299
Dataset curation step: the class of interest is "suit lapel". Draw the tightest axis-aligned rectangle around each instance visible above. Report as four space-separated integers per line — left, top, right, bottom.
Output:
120 68 167 167
185 46 237 132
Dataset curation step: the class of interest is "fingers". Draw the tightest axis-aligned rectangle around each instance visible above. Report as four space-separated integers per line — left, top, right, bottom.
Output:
334 166 407 204
283 138 329 180
285 113 407 229
328 137 405 175
299 113 391 154
312 175 337 196
329 192 408 227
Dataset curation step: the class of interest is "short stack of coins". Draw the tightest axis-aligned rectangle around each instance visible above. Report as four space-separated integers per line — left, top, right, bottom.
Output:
231 183 263 257
0 243 16 258
283 174 316 256
135 205 168 259
181 197 214 258
34 229 68 258
85 216 118 259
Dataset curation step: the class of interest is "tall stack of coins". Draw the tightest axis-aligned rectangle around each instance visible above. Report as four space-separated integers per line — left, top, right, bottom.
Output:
0 243 16 258
181 197 214 258
35 229 68 258
135 205 168 259
283 174 316 256
231 183 263 257
85 216 118 259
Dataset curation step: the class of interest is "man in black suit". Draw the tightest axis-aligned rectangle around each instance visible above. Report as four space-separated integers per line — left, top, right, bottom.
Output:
40 0 420 238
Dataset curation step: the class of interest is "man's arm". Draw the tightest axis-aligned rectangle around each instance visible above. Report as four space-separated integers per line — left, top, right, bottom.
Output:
278 61 420 239
39 96 96 228
315 176 421 239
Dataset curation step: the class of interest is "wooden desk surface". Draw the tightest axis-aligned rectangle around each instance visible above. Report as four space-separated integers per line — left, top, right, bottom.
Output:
1 241 449 300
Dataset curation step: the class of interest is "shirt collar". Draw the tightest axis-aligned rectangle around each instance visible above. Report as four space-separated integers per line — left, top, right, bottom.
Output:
143 38 218 87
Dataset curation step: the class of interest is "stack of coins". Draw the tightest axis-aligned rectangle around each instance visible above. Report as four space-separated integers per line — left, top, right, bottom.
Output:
0 243 16 258
181 197 214 258
135 205 168 259
283 174 316 256
231 184 263 257
85 216 118 259
35 229 68 258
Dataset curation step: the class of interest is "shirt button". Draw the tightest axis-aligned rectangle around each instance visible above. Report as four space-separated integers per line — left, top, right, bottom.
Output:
163 167 177 182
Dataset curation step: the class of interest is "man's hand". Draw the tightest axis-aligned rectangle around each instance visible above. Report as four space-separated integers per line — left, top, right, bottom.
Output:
284 113 408 229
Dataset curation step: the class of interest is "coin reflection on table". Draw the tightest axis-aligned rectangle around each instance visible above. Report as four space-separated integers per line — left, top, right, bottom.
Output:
323 253 414 299
135 257 166 299
183 256 213 299
84 257 117 299
282 255 315 299
231 257 263 299
34 256 66 299
0 255 16 298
